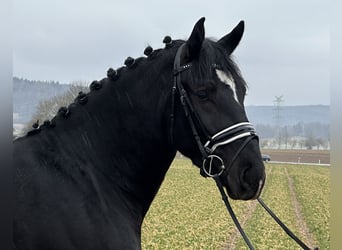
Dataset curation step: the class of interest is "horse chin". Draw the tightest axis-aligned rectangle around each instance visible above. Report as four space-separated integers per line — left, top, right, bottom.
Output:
222 171 265 201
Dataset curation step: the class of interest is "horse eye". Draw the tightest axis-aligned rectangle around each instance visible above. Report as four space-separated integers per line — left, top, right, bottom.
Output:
196 90 208 100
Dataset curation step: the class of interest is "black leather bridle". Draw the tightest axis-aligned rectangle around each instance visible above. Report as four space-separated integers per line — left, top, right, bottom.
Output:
169 43 317 250
170 43 258 178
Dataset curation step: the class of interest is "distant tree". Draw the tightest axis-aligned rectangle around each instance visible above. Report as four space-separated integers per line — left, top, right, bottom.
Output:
260 139 269 149
289 138 297 149
276 125 282 149
304 124 319 150
255 124 277 138
24 81 89 132
305 136 317 150
316 138 328 150
273 95 284 149
292 122 304 137
282 126 289 149
269 138 277 148
299 138 305 150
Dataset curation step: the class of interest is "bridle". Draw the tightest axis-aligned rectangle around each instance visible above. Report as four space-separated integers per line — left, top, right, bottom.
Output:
170 43 258 178
169 43 317 250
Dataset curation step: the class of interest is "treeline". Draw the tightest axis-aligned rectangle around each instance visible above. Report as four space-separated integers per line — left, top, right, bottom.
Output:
13 77 330 150
24 84 89 133
13 77 64 86
13 77 71 124
256 123 330 150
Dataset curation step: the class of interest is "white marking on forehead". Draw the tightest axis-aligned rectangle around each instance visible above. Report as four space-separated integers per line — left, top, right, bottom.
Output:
215 69 240 104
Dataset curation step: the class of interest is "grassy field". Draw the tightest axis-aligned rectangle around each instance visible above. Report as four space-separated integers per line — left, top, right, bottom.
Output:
141 159 330 249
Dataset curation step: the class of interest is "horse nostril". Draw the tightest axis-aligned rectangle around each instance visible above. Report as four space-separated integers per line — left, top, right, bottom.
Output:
240 167 259 187
240 166 265 198
240 167 251 185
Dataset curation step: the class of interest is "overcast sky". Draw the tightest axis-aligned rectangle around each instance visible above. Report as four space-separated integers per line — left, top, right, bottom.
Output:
13 0 329 106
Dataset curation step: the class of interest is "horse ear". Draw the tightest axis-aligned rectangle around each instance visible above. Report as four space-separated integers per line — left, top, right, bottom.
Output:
185 17 205 60
218 20 244 54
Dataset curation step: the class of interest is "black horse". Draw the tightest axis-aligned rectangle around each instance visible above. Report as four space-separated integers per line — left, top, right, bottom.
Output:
14 18 265 249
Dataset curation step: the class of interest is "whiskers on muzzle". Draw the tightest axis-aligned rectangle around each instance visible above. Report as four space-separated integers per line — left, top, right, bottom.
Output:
251 179 265 200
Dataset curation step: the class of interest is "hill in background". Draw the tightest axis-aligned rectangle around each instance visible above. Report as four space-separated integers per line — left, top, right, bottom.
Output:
13 77 70 124
13 77 330 149
13 77 330 126
245 105 329 126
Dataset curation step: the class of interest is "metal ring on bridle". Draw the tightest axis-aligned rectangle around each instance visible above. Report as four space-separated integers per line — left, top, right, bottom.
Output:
202 154 225 177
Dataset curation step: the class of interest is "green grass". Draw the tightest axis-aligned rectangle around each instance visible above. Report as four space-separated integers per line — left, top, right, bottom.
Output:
141 159 330 249
235 165 302 250
287 164 330 249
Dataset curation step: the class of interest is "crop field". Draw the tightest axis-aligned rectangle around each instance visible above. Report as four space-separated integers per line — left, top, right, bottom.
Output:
141 159 330 249
261 149 330 165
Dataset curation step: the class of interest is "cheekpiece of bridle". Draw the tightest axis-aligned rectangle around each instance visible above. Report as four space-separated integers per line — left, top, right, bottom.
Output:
169 43 318 250
170 43 258 178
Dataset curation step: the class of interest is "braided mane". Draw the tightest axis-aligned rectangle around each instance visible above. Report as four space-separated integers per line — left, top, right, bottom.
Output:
26 36 246 136
26 36 180 136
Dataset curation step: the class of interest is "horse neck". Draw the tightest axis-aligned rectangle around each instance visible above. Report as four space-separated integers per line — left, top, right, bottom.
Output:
50 57 177 217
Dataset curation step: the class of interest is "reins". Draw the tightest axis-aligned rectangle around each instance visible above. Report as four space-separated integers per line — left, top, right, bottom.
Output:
257 197 318 250
170 43 318 250
214 176 254 249
214 176 318 250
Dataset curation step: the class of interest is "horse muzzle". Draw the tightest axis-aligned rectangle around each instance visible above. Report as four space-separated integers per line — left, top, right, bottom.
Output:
201 122 265 200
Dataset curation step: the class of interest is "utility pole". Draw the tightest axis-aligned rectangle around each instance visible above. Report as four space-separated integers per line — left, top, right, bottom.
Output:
273 95 284 149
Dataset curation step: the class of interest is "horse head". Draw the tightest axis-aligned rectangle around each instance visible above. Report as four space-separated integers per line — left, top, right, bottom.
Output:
172 17 265 200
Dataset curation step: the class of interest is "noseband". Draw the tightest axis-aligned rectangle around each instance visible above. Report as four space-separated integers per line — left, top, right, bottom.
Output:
170 43 257 177
169 43 317 250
